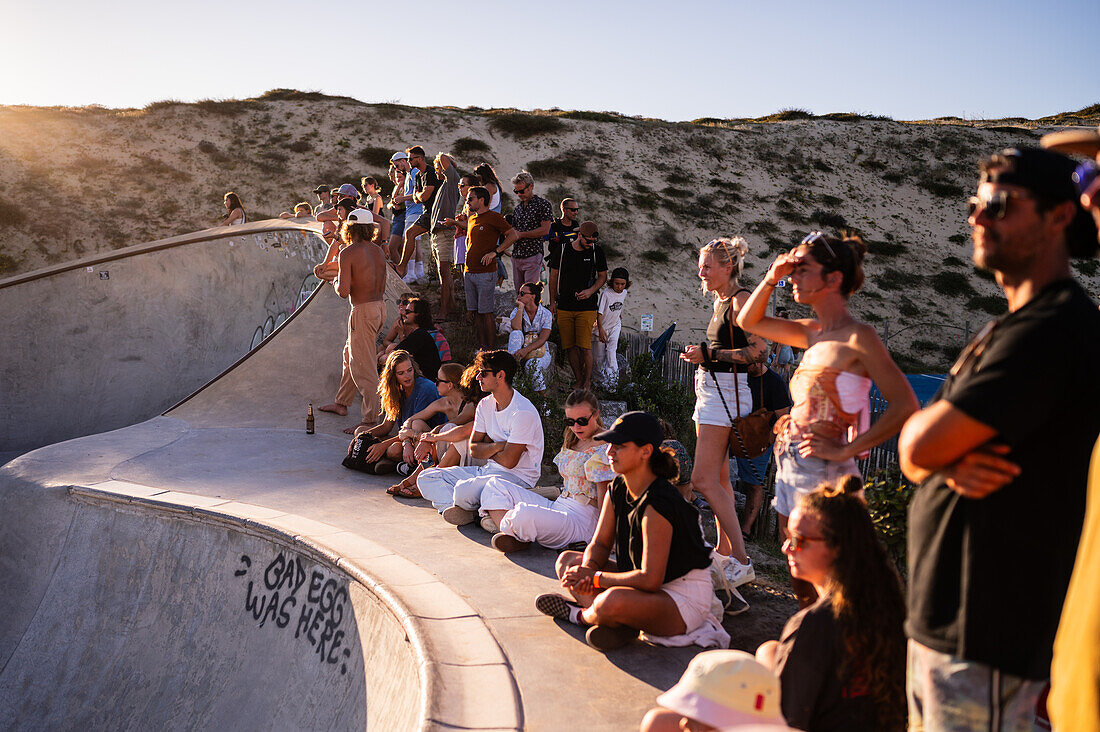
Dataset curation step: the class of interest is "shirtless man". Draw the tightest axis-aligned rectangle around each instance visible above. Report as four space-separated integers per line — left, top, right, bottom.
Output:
321 212 388 433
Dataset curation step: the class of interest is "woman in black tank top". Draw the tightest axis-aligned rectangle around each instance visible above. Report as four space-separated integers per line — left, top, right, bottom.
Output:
679 238 768 597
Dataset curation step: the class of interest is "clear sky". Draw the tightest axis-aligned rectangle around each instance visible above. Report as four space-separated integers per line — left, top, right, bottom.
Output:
2 0 1096 121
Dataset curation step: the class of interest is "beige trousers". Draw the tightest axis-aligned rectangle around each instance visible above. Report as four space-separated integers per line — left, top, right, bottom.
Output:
342 301 384 423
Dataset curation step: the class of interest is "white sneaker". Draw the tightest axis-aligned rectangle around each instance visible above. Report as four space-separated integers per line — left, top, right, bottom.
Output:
479 515 499 534
722 555 756 588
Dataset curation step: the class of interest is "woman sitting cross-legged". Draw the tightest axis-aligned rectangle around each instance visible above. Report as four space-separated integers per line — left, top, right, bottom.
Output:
486 389 615 553
387 362 481 498
754 475 907 732
353 350 443 475
535 411 727 652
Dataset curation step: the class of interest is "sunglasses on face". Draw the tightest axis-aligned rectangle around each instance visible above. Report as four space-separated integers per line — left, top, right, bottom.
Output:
1074 160 1098 198
801 231 836 259
784 534 826 552
513 185 530 194
581 233 599 243
565 207 579 212
564 416 591 427
435 378 452 386
967 190 1033 221
475 369 495 378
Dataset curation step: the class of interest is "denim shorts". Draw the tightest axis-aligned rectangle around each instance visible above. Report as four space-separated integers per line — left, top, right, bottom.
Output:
390 211 405 236
735 448 772 486
772 440 859 516
464 271 497 313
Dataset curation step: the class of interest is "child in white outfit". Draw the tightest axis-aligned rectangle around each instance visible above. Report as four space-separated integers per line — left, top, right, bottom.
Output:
593 267 630 387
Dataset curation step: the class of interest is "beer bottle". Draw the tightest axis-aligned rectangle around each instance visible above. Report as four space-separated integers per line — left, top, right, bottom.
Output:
306 403 315 434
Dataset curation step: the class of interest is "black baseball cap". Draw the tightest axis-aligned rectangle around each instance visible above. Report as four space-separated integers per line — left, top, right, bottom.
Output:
594 411 663 448
980 147 1079 203
313 184 331 194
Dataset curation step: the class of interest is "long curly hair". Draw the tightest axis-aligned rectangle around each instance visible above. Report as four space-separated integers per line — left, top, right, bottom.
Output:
378 350 421 421
798 475 907 731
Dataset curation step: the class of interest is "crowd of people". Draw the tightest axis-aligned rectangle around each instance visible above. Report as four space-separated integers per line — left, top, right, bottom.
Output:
228 135 1100 731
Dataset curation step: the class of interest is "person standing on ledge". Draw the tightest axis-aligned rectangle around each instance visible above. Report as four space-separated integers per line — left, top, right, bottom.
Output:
549 221 607 390
332 216 388 434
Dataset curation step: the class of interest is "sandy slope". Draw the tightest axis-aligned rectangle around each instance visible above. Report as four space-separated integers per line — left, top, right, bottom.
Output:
1 97 1097 371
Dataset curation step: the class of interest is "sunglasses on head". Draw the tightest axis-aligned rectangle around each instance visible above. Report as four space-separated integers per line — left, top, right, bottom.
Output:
801 231 836 259
564 416 591 427
967 190 1033 221
784 534 826 552
1074 160 1098 198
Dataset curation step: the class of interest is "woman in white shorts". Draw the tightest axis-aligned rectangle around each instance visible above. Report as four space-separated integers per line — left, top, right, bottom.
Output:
679 237 767 592
535 411 720 652
488 390 614 553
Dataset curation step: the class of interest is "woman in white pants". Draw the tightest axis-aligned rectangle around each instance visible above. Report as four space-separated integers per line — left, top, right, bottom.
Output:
506 281 553 393
592 267 630 387
488 390 615 553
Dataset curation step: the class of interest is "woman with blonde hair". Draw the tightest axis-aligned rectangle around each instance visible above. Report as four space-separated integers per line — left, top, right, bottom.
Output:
678 237 766 596
737 232 917 607
755 475 907 731
353 350 441 474
486 390 615 553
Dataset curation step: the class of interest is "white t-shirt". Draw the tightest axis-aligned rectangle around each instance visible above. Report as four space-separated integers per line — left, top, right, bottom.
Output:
598 288 629 331
473 389 544 487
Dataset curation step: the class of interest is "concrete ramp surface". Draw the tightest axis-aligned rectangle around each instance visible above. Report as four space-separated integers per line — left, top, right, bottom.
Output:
0 220 328 453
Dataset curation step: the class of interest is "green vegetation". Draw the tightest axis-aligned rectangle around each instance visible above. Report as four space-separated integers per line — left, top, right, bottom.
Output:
929 271 977 297
809 209 847 229
967 295 1008 315
527 150 589 179
555 110 625 123
453 137 492 156
357 146 392 167
948 234 967 245
877 268 922 291
641 250 670 263
865 240 907 257
864 469 916 575
0 199 28 226
194 99 251 116
607 355 696 454
488 112 566 138
1074 259 1099 277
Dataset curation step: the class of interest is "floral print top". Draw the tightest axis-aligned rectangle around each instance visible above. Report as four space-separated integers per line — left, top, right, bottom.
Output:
553 443 615 506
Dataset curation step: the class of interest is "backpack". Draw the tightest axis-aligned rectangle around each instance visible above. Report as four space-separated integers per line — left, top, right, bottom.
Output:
429 329 451 362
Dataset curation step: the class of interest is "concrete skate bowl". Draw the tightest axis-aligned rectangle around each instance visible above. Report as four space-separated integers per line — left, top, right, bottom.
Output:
0 480 423 730
0 220 329 453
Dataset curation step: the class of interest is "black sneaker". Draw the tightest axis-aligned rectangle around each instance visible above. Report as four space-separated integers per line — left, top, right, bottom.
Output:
535 593 577 621
585 624 637 651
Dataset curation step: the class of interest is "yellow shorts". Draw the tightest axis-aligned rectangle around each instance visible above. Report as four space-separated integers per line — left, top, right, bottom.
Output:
557 309 598 350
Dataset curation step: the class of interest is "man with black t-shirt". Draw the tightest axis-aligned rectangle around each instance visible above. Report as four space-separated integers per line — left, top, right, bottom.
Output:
547 198 580 267
899 147 1100 731
549 220 607 390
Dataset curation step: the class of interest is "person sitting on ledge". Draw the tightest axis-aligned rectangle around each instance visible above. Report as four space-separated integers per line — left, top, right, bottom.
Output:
352 350 441 474
640 649 791 732
417 350 544 528
218 191 246 226
386 362 477 498
754 475 906 732
505 281 554 395
486 389 614 553
377 293 417 367
536 411 726 652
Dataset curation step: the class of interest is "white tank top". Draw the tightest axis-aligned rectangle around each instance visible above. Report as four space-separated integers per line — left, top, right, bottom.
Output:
489 184 501 213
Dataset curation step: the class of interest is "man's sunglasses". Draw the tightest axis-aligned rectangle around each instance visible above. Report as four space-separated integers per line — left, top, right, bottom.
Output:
475 369 495 378
967 190 1033 221
565 207 580 212
784 534 826 552
564 416 591 427
1074 160 1098 198
581 233 599 243
513 186 530 194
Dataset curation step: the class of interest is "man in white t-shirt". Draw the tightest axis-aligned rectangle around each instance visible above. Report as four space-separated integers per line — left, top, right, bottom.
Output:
417 351 545 528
